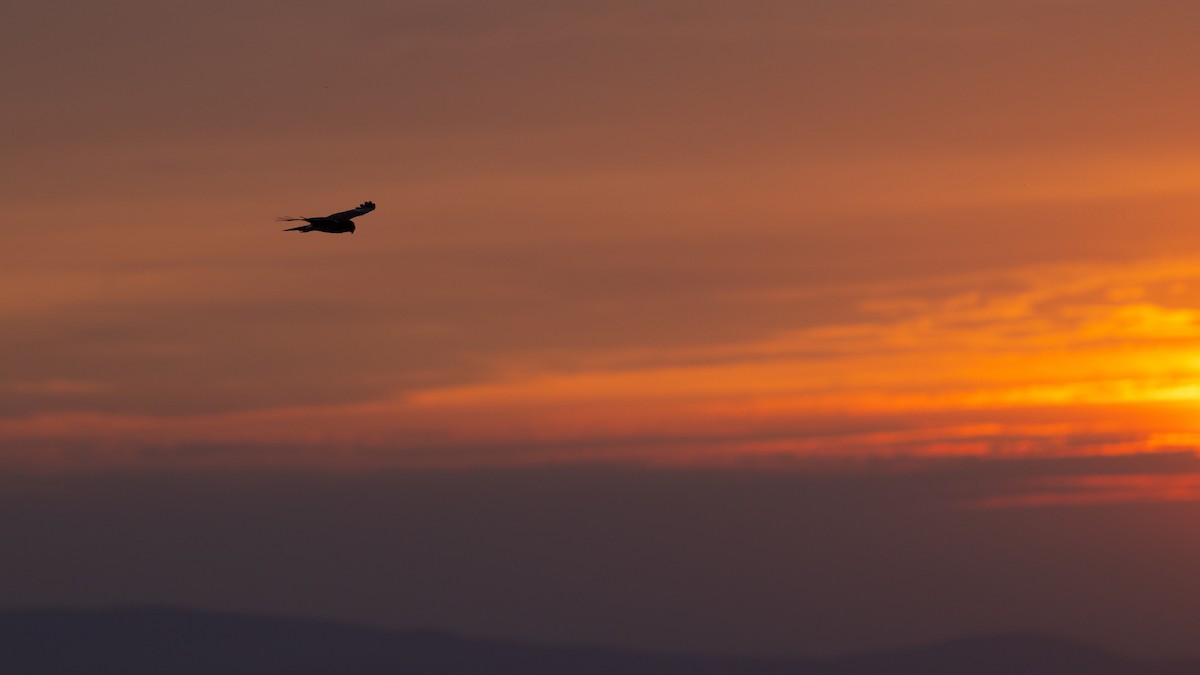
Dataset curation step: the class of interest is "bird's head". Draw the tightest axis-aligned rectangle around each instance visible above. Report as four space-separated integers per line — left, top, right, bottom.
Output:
349 223 356 234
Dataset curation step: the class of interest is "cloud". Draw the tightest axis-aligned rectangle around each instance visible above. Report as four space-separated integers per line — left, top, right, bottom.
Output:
7 254 1200 469
11 1 1200 472
971 473 1200 508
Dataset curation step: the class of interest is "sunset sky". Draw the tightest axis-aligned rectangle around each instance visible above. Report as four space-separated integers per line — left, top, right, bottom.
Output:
6 0 1200 660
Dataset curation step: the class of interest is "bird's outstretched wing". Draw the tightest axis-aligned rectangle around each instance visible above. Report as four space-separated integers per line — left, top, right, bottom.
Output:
325 201 376 220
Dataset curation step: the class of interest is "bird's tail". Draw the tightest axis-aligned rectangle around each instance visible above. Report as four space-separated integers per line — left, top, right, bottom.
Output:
282 224 312 232
276 216 307 222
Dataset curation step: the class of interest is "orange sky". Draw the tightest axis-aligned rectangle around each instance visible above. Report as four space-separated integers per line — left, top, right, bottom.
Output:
8 0 1200 493
15 1 1200 659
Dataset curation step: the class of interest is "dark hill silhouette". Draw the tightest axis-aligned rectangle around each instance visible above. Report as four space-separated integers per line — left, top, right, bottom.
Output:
0 606 1196 675
0 606 819 675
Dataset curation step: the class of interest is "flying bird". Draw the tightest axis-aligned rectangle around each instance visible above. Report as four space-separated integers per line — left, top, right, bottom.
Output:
279 201 375 234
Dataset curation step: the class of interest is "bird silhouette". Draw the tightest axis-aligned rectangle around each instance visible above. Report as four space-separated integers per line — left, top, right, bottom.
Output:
279 201 375 234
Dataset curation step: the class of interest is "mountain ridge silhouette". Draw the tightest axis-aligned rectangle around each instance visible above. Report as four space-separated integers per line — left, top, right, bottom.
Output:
1 606 1196 675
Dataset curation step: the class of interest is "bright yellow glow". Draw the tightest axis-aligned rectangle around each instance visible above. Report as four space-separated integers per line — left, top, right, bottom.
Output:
8 257 1200 471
